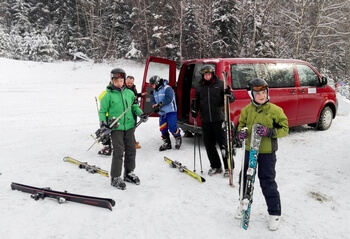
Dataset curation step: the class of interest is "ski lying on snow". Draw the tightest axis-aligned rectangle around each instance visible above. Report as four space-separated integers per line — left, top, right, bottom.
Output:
11 182 115 211
164 156 206 183
63 156 109 177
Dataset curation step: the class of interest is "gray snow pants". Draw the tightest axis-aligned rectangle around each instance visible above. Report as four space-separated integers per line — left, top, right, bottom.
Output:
110 128 136 178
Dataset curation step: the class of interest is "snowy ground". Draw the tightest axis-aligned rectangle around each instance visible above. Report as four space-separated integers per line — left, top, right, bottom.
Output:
0 58 349 239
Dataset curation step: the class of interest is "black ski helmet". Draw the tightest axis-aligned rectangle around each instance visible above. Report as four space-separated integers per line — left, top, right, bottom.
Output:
149 75 163 90
248 78 269 105
199 65 215 75
110 68 126 81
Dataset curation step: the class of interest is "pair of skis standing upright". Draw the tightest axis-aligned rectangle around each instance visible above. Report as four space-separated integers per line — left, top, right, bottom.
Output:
222 72 262 230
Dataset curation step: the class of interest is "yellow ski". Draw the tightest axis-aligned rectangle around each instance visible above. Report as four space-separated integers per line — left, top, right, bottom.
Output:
164 156 206 183
63 156 109 178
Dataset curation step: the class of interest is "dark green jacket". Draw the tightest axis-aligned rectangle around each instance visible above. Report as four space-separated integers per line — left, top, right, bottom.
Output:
99 85 143 131
238 102 289 153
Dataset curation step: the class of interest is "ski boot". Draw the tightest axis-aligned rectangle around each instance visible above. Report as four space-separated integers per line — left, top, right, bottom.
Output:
159 137 171 151
208 167 223 176
98 145 112 156
111 177 126 190
124 171 140 185
268 215 281 231
175 136 182 149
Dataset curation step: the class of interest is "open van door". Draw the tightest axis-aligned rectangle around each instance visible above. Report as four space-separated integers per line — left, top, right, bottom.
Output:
140 56 177 116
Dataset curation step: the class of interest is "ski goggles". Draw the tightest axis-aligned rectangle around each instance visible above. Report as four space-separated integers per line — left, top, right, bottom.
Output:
200 69 214 74
252 85 268 92
111 73 125 79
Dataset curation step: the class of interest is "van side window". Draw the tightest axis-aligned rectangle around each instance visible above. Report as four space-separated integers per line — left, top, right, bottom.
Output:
231 63 295 89
297 65 319 87
265 63 295 88
231 64 257 89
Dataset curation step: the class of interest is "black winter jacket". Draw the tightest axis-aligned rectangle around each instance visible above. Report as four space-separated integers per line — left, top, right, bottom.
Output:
194 75 234 123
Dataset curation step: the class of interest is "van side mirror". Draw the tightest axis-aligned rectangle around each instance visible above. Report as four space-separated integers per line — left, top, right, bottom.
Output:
320 76 328 86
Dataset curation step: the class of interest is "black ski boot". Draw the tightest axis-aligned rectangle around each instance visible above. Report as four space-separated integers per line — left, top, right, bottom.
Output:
111 177 126 190
159 137 172 151
124 171 141 185
175 136 182 149
98 145 112 156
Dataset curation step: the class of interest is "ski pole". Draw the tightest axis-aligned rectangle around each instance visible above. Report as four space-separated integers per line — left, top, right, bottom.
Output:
196 119 203 174
193 117 197 173
95 97 99 114
193 117 203 174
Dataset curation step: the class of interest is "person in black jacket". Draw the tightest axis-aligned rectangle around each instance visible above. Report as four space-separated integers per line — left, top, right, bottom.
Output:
192 65 235 177
125 75 147 149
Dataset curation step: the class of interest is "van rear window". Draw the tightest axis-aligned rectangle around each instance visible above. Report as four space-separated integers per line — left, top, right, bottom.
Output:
231 63 295 89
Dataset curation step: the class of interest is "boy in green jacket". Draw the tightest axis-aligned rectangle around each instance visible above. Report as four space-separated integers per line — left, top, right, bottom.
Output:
99 72 148 190
236 78 289 230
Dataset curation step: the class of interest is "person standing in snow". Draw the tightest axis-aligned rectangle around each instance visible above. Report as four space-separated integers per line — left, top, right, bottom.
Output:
125 75 147 149
96 68 126 156
98 72 148 190
150 75 182 151
235 78 289 231
191 65 235 177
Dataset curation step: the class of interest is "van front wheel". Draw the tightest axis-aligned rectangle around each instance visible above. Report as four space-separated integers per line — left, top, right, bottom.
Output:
317 106 333 130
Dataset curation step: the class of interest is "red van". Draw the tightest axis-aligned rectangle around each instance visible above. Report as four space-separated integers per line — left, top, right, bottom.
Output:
140 56 337 133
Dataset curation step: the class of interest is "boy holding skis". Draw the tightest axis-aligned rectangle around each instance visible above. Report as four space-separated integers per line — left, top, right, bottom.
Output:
236 78 288 230
98 71 148 190
97 68 126 156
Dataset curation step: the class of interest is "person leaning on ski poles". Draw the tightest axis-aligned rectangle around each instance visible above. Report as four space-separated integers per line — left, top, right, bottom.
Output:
98 71 148 190
149 75 182 151
235 78 289 231
191 65 235 177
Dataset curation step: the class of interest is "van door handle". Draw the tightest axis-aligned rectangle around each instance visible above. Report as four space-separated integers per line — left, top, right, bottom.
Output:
300 89 306 93
290 89 296 94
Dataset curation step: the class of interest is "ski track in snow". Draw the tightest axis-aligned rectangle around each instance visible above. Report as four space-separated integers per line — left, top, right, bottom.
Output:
0 58 349 239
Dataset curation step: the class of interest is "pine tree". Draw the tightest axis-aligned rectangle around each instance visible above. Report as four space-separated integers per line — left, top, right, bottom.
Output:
211 0 239 57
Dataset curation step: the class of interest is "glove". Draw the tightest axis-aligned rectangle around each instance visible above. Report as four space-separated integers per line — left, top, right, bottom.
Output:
99 123 112 136
155 102 163 109
238 129 247 141
97 123 112 143
153 102 163 113
140 113 148 123
256 125 275 137
191 110 198 118
224 86 231 95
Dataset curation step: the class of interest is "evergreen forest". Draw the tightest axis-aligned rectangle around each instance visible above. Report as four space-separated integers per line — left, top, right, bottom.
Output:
1 0 349 83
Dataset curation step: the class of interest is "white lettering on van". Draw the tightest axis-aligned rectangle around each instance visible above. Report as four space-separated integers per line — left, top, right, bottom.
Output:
308 88 316 94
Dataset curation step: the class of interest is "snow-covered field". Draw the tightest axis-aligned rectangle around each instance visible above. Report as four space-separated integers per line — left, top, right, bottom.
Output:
0 58 349 239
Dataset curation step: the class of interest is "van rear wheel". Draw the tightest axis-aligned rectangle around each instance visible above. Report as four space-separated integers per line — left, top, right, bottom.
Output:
317 106 333 130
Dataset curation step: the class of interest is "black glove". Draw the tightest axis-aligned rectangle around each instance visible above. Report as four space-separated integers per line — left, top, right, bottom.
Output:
224 86 231 95
155 102 163 109
191 110 198 118
99 122 112 137
140 113 148 123
153 102 163 113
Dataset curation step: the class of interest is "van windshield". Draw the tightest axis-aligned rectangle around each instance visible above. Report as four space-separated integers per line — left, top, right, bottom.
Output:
231 63 295 89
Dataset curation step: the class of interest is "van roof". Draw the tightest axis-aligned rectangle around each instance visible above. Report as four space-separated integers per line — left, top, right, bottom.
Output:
182 58 309 65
